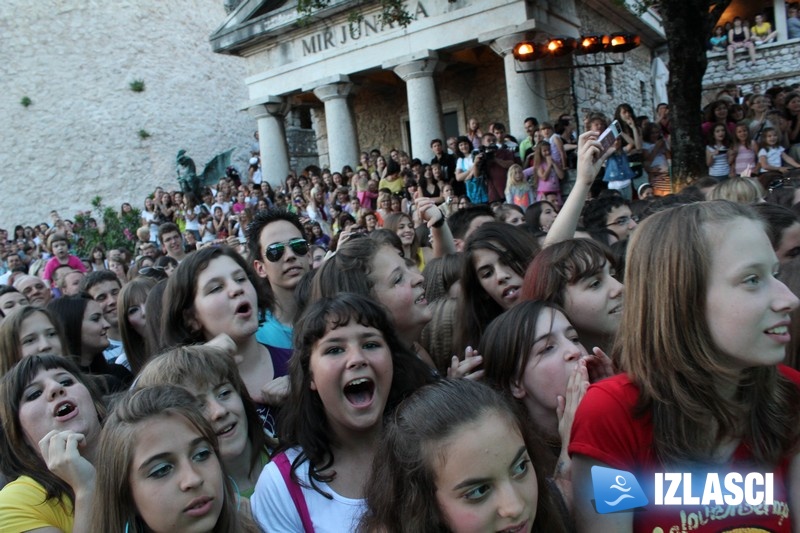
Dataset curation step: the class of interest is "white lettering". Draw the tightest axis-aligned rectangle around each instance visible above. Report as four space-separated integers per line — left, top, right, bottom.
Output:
297 1 431 57
723 472 743 505
701 473 723 505
744 472 764 505
766 473 773 504
664 473 681 505
682 473 699 505
655 473 663 505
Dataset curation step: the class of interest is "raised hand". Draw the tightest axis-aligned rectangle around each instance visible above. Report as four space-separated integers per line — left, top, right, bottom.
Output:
414 197 444 228
447 345 484 380
552 360 591 513
260 375 290 406
39 430 96 496
585 346 616 382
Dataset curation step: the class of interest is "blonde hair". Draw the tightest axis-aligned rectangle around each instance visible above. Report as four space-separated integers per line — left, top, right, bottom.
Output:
707 177 764 204
504 164 529 197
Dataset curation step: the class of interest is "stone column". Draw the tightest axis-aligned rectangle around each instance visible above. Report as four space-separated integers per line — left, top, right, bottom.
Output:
490 34 549 141
313 79 359 173
248 97 290 187
774 0 788 41
389 52 444 161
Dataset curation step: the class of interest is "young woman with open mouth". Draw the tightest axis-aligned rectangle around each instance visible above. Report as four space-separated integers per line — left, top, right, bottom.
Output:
160 246 289 439
0 355 105 531
250 293 431 532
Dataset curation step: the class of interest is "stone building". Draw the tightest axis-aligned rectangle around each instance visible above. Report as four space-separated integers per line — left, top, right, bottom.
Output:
702 0 800 102
1 0 255 227
211 0 666 184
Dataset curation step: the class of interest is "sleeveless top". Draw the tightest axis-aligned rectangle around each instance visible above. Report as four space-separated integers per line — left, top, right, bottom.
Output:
733 144 757 175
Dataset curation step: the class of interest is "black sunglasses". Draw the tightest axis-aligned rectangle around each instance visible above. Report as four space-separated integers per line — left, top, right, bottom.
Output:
265 238 309 262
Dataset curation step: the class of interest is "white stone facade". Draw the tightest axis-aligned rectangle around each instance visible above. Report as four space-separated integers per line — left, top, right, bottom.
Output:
213 0 665 180
1 0 255 228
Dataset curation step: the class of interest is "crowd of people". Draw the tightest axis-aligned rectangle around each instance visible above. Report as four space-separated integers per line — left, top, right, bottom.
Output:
0 80 800 532
708 5 800 69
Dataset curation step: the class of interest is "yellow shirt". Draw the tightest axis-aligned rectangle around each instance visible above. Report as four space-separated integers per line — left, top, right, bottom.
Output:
378 176 404 195
0 476 73 532
752 21 772 38
416 247 427 272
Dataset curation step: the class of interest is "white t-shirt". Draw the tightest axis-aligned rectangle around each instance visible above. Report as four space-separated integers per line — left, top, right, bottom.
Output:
142 210 159 242
759 146 785 170
184 206 201 231
251 448 366 533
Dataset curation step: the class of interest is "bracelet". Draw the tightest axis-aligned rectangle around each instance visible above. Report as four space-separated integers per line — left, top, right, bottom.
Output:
431 216 445 228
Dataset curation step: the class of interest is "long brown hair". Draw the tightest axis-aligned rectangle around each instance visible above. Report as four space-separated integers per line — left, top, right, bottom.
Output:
384 212 422 268
456 223 539 352
90 385 260 532
135 344 270 466
159 246 267 352
281 293 433 496
521 238 615 307
0 355 105 503
480 300 568 458
622 200 800 465
117 277 156 375
359 379 566 533
0 306 68 375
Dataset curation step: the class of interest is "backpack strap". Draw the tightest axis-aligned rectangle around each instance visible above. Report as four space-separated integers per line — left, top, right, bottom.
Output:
274 452 315 533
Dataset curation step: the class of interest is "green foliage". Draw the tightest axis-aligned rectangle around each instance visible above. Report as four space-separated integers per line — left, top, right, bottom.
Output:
129 79 146 92
20 96 32 107
298 0 413 28
74 197 141 257
138 129 151 140
297 0 334 23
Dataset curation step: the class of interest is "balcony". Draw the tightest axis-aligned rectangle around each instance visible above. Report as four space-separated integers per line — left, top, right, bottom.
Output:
703 38 800 94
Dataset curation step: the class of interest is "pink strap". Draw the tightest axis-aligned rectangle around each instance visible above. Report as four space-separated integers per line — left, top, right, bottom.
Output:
274 452 315 533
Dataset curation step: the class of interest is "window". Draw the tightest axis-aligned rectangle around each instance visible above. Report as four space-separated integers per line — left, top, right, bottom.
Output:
640 81 647 108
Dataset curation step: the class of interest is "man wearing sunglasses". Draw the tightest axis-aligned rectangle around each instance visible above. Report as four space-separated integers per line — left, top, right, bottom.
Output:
248 208 310 351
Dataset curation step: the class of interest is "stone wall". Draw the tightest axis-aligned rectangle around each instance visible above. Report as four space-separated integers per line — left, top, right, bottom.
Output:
437 58 509 140
703 39 800 102
312 54 510 166
1 1 254 228
573 1 657 119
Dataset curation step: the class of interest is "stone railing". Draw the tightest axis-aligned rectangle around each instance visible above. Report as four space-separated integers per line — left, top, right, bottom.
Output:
703 38 800 94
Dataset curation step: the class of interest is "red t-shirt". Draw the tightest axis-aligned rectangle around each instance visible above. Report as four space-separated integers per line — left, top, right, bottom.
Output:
569 366 800 532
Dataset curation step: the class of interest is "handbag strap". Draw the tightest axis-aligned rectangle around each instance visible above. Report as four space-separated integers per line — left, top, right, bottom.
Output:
274 452 315 533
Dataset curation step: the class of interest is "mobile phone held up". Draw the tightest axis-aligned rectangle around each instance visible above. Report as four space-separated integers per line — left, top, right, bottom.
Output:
598 120 622 153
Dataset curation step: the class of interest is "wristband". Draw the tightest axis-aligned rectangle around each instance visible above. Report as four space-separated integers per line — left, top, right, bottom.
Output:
431 216 445 228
